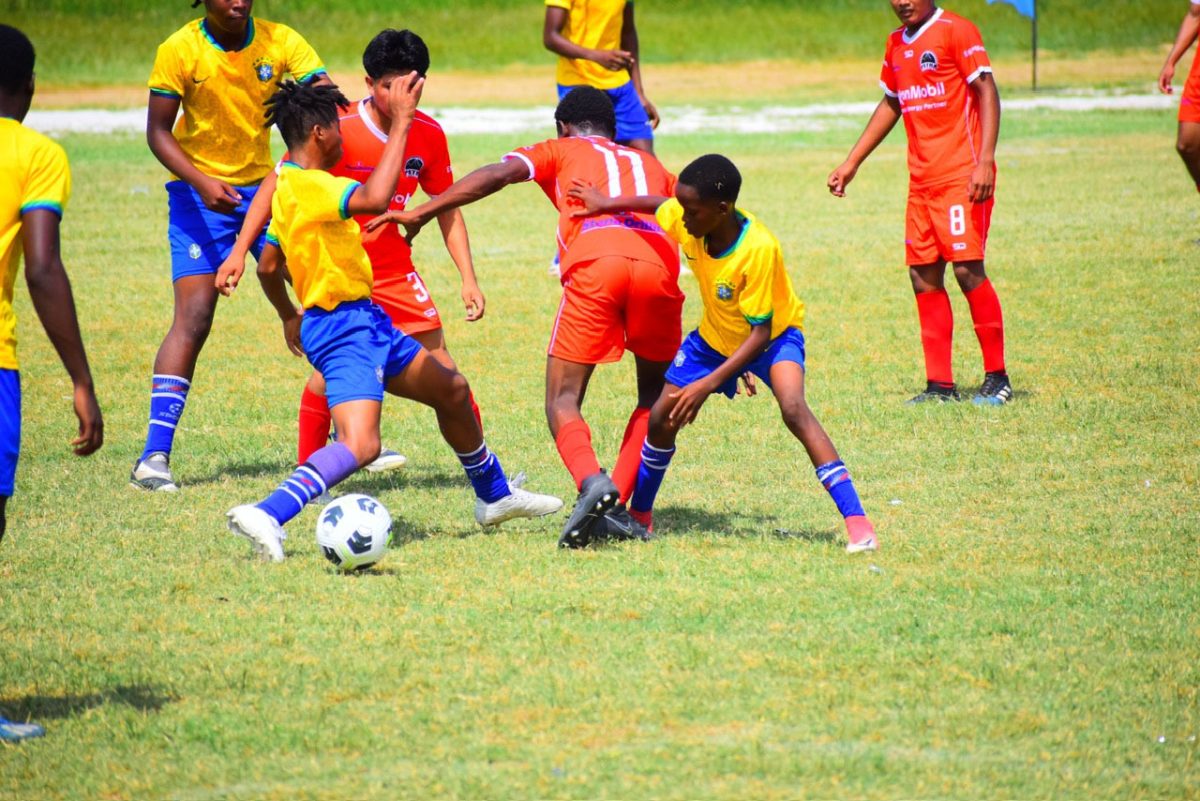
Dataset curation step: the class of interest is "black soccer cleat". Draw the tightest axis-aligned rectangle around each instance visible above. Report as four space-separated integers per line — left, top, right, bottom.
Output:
972 371 1013 406
595 503 656 543
905 381 961 405
558 471 619 549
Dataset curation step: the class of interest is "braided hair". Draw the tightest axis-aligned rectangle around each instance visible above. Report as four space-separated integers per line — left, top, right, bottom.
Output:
264 80 350 150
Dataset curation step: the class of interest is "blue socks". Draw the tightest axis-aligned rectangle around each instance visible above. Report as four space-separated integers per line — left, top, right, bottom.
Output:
258 442 358 526
456 442 509 504
815 460 865 519
630 440 676 515
141 374 189 459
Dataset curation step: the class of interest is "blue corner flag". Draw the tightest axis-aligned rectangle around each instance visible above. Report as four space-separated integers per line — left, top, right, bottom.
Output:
987 0 1036 19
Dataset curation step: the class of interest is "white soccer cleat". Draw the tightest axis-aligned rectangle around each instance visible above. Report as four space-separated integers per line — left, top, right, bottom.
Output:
130 451 178 492
364 447 407 473
226 505 287 563
475 486 564 528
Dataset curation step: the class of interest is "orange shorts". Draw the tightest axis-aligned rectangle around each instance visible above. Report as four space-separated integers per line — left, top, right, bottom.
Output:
370 267 442 335
905 176 993 265
548 255 684 364
1180 58 1200 123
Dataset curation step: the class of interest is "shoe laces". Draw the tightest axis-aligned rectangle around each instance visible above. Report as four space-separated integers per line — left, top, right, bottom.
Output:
979 372 1008 396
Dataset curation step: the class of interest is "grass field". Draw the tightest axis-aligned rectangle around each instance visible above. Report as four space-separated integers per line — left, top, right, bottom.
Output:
0 91 1197 797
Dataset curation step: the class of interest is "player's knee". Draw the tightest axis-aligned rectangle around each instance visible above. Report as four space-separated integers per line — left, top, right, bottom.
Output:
338 431 381 466
1178 135 1200 158
779 398 813 431
441 370 471 410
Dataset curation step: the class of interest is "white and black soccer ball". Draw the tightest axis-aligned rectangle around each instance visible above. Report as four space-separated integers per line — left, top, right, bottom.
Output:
315 494 393 571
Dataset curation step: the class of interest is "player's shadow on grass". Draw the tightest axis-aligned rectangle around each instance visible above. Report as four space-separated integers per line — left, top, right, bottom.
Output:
655 505 839 545
0 684 177 722
187 459 292 486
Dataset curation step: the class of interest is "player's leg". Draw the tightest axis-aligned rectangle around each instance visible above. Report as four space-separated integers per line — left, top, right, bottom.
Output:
412 327 482 431
297 371 332 465
952 259 1011 405
766 343 877 553
904 184 959 404
1177 122 1200 187
608 82 655 154
624 383 682 534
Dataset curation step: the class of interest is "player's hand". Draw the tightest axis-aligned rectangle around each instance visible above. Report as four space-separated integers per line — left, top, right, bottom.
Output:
282 308 305 357
968 159 996 203
386 71 425 120
737 372 758 397
462 281 486 322
215 252 247 296
668 379 713 427
641 97 660 130
196 176 242 214
71 384 103 456
1159 64 1176 95
593 48 634 71
827 162 857 198
567 178 607 217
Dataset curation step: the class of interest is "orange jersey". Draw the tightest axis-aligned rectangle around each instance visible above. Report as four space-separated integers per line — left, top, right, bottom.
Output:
880 8 993 187
331 102 454 273
503 136 677 274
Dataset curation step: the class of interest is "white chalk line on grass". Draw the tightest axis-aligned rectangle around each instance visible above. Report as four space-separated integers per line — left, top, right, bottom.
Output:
26 92 1174 136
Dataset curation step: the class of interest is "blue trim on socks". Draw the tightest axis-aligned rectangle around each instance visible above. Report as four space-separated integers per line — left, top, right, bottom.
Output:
630 439 675 514
815 459 865 519
141 374 190 459
456 442 509 504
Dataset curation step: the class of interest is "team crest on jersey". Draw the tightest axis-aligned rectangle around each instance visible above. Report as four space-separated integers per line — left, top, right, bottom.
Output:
715 282 735 301
254 58 276 82
919 51 938 72
403 156 424 178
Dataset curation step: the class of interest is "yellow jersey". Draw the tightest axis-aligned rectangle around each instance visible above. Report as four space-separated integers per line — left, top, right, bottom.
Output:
546 0 631 91
0 118 72 371
265 162 372 312
656 198 805 358
148 17 325 186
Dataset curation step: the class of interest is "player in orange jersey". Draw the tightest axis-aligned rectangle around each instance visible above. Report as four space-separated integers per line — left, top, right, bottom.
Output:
217 29 486 474
828 0 1011 406
1159 1 1200 190
371 87 683 548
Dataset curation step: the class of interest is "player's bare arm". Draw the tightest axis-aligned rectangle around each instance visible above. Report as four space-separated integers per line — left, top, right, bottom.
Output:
543 6 633 71
669 324 771 427
566 180 666 216
434 208 485 322
827 95 901 197
255 242 304 358
146 92 241 214
216 167 278 295
1161 3 1200 94
345 73 425 216
21 209 103 456
968 73 1000 203
620 3 658 128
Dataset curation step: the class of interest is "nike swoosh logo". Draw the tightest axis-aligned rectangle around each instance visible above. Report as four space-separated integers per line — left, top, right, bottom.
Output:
192 77 208 84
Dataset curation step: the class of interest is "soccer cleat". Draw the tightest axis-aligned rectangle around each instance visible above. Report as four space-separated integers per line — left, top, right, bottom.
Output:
226 505 287 563
129 451 178 492
972 371 1013 406
0 717 45 742
364 448 407 473
905 382 961 405
474 486 564 528
600 503 656 542
845 515 878 554
558 471 620 549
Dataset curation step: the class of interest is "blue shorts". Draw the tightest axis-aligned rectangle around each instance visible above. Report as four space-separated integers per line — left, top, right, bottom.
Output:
300 300 424 408
666 328 807 399
558 80 654 143
166 180 267 282
0 370 20 496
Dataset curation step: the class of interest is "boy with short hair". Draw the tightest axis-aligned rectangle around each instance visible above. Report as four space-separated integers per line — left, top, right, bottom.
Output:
570 154 878 553
225 76 561 562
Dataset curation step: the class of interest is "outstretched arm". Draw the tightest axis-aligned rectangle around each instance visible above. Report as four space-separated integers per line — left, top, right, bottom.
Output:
543 6 634 72
827 95 901 197
21 210 103 455
621 3 658 129
1161 3 1200 93
567 179 666 216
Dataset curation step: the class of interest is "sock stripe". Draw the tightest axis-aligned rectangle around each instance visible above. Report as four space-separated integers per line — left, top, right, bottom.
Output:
295 465 327 493
148 420 177 430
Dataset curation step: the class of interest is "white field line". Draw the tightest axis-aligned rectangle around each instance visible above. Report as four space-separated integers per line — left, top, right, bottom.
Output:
25 92 1175 136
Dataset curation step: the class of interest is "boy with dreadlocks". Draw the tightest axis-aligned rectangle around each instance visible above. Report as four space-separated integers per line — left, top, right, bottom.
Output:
226 77 561 561
570 154 879 553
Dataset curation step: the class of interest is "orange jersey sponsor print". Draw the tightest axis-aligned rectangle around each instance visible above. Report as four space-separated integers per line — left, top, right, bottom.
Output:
880 8 992 187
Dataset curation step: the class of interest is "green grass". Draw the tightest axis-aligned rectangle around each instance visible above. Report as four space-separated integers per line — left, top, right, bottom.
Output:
1 101 1198 796
1 0 1187 87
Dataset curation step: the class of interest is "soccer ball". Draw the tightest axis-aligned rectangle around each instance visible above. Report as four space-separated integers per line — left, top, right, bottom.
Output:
315 494 393 572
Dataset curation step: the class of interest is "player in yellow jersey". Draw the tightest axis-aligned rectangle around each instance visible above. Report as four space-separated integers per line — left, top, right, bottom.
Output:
0 23 104 742
225 77 561 562
132 0 329 492
570 155 878 553
543 0 658 154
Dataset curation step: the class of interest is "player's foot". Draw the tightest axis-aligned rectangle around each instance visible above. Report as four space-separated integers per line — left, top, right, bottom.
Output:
475 486 564 528
905 382 961 405
559 471 620 549
845 515 878 554
0 717 45 742
364 448 407 473
972 371 1013 406
129 451 178 492
226 505 286 563
600 503 656 542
